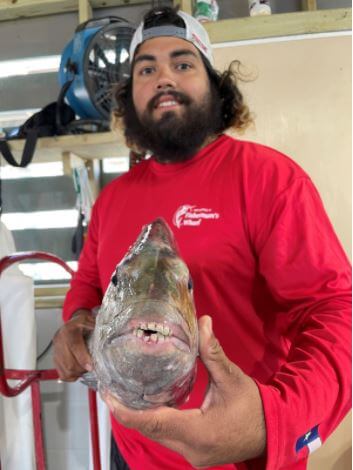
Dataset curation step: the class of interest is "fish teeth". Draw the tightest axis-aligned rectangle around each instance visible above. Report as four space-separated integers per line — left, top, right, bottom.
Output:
155 323 164 334
137 329 143 338
163 325 171 336
150 333 158 343
136 322 171 337
157 333 165 342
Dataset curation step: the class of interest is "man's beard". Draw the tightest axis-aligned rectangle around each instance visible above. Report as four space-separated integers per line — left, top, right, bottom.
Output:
123 85 222 163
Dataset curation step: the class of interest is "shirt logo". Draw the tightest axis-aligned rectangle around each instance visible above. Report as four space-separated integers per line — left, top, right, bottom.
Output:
296 425 322 454
173 205 220 228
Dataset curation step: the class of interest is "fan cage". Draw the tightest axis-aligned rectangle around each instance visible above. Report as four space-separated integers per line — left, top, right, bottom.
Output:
84 23 135 120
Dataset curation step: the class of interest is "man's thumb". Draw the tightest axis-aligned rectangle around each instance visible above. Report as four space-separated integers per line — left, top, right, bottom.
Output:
198 315 235 384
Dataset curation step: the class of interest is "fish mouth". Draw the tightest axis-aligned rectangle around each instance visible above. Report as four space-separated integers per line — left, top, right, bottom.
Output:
106 319 191 354
103 302 194 354
124 319 190 353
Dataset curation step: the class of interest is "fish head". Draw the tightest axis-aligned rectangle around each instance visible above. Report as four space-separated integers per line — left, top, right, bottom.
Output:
91 218 198 409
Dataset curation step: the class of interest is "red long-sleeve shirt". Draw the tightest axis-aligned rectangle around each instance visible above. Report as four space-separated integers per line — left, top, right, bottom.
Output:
63 135 351 469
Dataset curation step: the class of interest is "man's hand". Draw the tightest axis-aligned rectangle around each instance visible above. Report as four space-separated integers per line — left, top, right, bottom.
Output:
53 309 95 381
101 315 266 468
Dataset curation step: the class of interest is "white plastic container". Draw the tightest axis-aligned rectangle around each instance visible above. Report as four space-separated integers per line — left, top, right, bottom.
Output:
248 0 271 16
194 0 219 22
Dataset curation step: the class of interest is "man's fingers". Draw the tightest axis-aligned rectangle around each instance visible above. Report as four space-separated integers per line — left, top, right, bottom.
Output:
53 309 95 381
101 393 214 467
102 391 176 433
53 341 86 381
70 330 93 371
53 329 91 380
102 391 201 442
70 311 95 370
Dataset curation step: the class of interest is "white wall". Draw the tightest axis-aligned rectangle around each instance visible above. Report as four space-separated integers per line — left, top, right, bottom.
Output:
214 33 352 258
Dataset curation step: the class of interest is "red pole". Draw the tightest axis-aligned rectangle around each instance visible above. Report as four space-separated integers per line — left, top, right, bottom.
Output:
0 252 75 277
88 389 102 470
31 381 46 470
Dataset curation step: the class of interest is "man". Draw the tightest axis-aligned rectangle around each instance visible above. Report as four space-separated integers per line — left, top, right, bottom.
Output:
53 6 351 470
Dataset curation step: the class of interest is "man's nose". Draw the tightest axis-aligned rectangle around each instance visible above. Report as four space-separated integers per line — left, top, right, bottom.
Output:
155 67 177 90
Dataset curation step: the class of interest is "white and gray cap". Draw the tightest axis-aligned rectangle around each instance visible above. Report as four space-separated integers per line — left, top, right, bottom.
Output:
129 10 214 66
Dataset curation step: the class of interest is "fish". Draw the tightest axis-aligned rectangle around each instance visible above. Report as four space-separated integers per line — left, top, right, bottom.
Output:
82 218 198 410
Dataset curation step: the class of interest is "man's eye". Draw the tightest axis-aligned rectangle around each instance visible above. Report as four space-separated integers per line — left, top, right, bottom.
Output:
176 63 192 71
140 66 154 75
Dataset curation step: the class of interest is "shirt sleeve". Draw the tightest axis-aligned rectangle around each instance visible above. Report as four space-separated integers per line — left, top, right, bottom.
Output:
63 200 103 322
252 177 351 469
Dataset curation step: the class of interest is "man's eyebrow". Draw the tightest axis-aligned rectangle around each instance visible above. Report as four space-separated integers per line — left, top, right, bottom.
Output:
134 54 156 65
170 49 198 59
134 49 199 65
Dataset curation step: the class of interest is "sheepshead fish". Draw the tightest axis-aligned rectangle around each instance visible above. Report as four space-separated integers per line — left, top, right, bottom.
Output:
82 218 198 409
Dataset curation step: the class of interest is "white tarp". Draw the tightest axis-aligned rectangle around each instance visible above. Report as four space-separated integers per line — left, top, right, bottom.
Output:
0 220 36 470
89 394 111 470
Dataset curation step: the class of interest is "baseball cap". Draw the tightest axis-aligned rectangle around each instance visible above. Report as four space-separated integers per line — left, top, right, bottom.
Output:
129 9 214 66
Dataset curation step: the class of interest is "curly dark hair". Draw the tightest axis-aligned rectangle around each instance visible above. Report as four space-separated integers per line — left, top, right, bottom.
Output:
200 57 253 133
112 6 253 150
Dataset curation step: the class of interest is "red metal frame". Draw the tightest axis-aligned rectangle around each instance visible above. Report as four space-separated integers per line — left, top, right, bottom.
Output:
0 251 101 470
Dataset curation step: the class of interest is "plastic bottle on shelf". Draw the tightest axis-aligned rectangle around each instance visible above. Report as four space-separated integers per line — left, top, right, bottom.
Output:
194 0 219 23
248 0 272 16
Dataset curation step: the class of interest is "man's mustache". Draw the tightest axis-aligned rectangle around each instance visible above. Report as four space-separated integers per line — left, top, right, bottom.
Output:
147 91 192 113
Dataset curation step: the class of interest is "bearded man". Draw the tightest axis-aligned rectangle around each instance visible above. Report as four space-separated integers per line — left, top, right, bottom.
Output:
54 6 351 470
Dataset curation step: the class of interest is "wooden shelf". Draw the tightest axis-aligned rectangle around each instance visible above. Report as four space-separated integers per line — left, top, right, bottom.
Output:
0 0 146 22
0 1 350 43
205 8 351 43
4 131 129 164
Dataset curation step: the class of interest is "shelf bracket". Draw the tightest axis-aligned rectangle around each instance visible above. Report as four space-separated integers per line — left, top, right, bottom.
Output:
302 0 317 11
62 151 99 199
174 0 193 15
79 0 93 23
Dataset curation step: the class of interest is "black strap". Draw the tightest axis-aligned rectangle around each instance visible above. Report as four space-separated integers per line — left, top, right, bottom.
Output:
71 212 85 259
110 434 130 470
0 129 39 168
0 81 70 168
56 79 74 134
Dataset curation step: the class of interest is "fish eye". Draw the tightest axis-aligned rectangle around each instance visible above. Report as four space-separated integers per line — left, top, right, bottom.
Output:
111 273 118 286
188 278 193 290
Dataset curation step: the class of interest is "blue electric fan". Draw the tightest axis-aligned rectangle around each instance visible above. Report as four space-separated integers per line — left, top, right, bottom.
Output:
59 17 135 122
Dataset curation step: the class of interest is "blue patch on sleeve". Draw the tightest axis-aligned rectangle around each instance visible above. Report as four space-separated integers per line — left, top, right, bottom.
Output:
296 425 320 453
